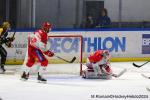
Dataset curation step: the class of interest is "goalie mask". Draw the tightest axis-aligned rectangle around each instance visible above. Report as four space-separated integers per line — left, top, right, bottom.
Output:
101 50 110 59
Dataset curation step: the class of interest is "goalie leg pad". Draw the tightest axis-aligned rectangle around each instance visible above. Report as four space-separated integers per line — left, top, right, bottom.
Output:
105 65 112 73
98 74 112 79
82 69 112 79
82 69 97 79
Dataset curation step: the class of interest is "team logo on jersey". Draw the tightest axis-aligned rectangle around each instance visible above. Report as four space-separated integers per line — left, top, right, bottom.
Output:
142 34 150 54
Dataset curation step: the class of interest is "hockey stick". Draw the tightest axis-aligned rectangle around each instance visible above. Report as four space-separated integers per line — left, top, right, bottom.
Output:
133 61 150 68
141 73 150 79
12 31 16 38
55 56 76 63
112 68 127 78
146 87 150 92
140 74 150 92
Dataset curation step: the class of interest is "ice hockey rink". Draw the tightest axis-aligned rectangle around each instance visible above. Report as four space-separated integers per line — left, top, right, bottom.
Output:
0 62 150 100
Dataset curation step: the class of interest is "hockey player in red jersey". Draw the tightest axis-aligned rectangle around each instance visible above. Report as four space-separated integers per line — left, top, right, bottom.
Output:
21 22 54 82
82 50 116 79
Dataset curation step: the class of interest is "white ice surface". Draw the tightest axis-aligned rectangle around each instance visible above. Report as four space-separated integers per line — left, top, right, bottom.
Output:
0 62 150 100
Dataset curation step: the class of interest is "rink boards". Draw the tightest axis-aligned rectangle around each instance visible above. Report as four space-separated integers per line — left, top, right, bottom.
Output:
5 29 150 64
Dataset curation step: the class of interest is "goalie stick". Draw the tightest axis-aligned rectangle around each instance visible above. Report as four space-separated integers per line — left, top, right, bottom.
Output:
112 68 127 78
55 56 76 63
12 31 16 38
133 61 149 68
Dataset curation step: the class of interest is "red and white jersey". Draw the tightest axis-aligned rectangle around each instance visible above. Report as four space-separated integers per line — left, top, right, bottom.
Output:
86 50 112 75
88 50 104 63
29 29 48 51
88 50 110 65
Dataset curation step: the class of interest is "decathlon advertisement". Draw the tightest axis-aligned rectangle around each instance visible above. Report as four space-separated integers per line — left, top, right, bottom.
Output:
5 31 150 64
48 31 150 58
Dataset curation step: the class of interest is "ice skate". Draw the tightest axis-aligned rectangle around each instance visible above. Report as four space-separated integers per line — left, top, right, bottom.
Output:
0 66 6 74
37 72 47 83
21 71 29 81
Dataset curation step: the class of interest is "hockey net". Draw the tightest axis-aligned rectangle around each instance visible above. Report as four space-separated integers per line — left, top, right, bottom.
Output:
21 34 83 75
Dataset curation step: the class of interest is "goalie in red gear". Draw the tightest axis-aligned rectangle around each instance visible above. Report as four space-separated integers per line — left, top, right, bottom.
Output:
21 22 54 82
82 50 114 79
